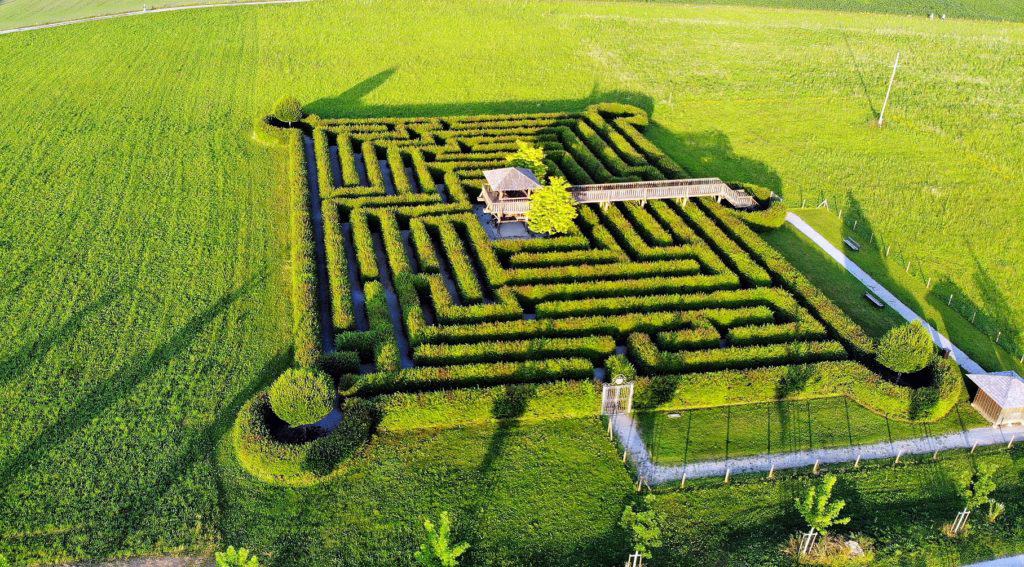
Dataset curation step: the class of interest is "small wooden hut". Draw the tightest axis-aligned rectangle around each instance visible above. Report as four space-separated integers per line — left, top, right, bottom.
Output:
478 167 541 223
966 371 1024 426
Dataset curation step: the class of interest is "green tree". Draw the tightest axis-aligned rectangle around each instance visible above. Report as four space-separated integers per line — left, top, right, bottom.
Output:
0 553 10 567
794 474 850 536
505 140 548 181
273 96 303 125
527 176 577 235
215 546 260 567
962 463 998 511
619 495 664 559
876 320 933 375
414 511 470 567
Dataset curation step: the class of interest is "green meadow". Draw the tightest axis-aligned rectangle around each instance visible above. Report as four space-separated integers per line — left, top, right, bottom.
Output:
652 449 1024 565
637 399 988 464
1 0 1023 564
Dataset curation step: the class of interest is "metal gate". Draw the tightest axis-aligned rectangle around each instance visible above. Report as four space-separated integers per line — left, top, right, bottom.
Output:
601 379 634 415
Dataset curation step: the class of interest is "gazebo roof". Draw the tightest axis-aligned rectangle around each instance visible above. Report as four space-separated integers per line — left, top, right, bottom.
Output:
967 371 1024 408
483 167 541 193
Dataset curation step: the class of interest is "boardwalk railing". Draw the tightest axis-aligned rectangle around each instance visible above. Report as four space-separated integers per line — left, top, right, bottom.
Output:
479 177 756 221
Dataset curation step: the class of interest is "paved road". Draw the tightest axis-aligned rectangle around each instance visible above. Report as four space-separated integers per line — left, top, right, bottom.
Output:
0 0 310 36
786 212 986 374
612 412 1024 485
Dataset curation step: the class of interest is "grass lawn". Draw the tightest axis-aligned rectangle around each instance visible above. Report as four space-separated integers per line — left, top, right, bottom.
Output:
218 417 634 566
638 399 988 464
651 448 1024 565
763 222 906 339
2 0 1023 563
793 208 1024 375
641 0 1024 21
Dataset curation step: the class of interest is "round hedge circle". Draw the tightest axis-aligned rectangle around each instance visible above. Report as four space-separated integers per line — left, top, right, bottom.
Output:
268 368 334 427
233 393 377 486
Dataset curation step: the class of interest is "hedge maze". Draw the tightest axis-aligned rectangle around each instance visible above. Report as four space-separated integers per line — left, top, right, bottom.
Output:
240 103 963 484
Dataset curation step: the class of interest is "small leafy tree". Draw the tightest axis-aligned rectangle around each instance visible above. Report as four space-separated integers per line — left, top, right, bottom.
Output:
952 463 999 534
273 96 303 125
414 511 469 567
876 320 933 375
794 474 850 536
0 553 10 567
505 140 548 181
620 495 664 559
215 546 260 567
527 176 577 235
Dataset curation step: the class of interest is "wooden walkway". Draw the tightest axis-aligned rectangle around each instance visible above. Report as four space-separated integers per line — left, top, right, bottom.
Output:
479 177 755 221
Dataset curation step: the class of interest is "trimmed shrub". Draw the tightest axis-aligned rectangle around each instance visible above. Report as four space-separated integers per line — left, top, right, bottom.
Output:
374 381 600 432
273 96 303 125
268 368 335 426
606 354 637 381
413 336 616 365
233 394 375 486
877 320 934 374
349 358 593 395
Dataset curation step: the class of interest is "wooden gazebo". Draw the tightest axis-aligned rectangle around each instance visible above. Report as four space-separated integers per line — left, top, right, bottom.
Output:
967 371 1024 426
478 167 542 223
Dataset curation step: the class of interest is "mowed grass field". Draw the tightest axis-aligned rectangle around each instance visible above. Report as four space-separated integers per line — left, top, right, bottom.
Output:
652 449 1024 565
0 0 260 31
1 0 1023 564
638 399 987 464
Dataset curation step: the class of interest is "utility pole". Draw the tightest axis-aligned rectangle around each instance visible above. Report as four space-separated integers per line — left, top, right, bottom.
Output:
878 51 901 127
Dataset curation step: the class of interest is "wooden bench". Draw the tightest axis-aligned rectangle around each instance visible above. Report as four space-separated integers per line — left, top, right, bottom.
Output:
843 237 861 252
864 293 885 308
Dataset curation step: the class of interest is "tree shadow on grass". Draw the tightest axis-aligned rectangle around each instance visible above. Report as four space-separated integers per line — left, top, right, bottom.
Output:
0 287 122 389
644 123 783 195
108 346 296 555
303 68 654 121
0 270 268 509
932 249 1021 372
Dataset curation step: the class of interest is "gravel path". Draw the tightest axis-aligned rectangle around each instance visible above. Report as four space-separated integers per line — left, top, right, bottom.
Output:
612 412 1024 485
786 212 986 374
965 555 1024 566
0 0 310 36
62 558 210 567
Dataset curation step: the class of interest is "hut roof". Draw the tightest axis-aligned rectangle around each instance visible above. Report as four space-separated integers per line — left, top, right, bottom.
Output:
483 167 541 193
967 371 1024 408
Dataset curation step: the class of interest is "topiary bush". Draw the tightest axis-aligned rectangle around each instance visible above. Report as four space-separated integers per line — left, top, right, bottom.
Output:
233 394 376 486
877 320 934 375
273 96 303 125
268 368 335 427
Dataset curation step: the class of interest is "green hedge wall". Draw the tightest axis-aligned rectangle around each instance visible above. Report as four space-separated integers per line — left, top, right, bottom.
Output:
232 394 375 486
